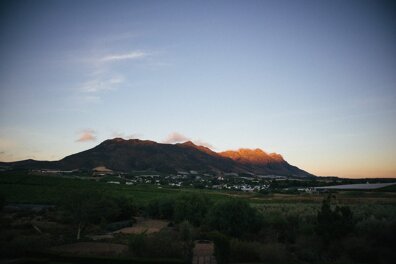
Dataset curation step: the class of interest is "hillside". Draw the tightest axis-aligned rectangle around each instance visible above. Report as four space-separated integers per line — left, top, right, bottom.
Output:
0 138 314 178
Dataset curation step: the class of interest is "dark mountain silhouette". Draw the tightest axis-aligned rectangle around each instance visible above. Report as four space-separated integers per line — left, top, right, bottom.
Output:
0 138 314 177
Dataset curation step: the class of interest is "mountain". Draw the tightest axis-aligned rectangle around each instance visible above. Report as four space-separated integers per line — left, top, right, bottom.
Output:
0 138 314 178
219 149 311 177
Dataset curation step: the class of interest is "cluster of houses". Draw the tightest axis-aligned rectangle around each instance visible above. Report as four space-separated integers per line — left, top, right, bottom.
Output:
31 167 386 194
100 170 275 192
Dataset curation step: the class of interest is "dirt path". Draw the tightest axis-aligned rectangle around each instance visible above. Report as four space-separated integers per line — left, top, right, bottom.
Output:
113 217 169 234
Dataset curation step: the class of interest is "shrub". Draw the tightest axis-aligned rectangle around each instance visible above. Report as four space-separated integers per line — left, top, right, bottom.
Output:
206 199 262 237
343 235 378 264
112 196 137 220
128 229 184 259
179 221 194 261
0 192 5 211
294 235 323 262
316 195 355 242
128 232 147 257
209 231 230 264
145 230 183 258
259 242 290 264
60 191 119 240
146 197 175 219
174 193 211 226
229 239 291 264
230 239 261 262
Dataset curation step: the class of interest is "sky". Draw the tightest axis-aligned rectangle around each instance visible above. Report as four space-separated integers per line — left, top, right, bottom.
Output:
0 0 395 178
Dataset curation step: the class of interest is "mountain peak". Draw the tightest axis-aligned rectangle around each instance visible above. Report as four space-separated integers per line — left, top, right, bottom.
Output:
219 148 284 165
180 140 197 147
2 138 313 178
112 137 126 142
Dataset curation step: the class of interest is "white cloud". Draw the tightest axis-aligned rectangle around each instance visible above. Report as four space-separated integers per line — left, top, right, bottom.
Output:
75 50 149 104
163 132 190 144
193 140 214 149
162 132 215 149
111 132 143 139
100 51 148 62
76 129 97 142
81 75 124 93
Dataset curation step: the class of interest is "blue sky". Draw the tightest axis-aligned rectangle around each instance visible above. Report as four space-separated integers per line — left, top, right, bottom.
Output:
0 0 395 178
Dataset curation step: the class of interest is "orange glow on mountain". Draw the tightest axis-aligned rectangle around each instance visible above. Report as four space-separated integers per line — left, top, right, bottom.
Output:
219 148 284 165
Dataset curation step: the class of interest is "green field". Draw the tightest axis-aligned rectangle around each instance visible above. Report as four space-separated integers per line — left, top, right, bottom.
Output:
1 172 395 217
0 172 230 205
1 172 396 264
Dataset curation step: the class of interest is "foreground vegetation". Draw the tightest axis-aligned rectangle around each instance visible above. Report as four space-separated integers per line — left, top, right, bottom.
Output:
1 172 395 263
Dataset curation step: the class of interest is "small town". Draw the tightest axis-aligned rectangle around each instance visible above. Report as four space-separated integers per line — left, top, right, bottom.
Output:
30 167 395 193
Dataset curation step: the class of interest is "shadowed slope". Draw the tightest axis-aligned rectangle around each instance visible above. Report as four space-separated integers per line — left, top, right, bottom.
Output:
0 138 314 177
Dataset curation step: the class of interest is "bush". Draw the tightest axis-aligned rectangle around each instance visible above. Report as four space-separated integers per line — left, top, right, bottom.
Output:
262 213 299 243
316 195 355 242
230 239 261 262
60 191 120 240
0 192 5 211
113 196 137 221
206 199 262 237
146 197 175 220
174 193 211 226
0 233 53 257
259 242 290 264
179 221 194 262
148 230 184 258
209 231 230 264
343 235 378 264
294 235 323 262
128 232 147 257
128 229 184 259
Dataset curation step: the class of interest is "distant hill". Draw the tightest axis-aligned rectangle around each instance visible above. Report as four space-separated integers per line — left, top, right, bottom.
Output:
0 138 314 178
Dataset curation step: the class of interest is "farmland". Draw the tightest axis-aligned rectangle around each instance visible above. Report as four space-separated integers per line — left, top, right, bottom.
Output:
1 172 396 263
1 171 395 205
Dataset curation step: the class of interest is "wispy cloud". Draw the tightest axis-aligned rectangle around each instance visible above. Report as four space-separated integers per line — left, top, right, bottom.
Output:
72 45 159 108
193 140 214 149
163 132 190 144
100 51 148 62
76 129 97 142
75 50 149 104
111 132 143 139
81 75 124 93
162 132 214 149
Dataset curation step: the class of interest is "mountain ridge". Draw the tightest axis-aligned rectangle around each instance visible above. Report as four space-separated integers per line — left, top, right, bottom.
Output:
0 138 314 178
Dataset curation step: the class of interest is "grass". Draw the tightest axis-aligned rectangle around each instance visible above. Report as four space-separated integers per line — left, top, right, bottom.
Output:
1 172 396 264
21 251 184 264
0 172 229 205
1 172 395 208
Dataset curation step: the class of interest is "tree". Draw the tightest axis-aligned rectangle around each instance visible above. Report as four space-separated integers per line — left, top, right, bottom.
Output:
146 197 175 219
210 231 230 264
316 195 355 242
0 193 5 211
112 196 136 220
128 231 147 257
179 221 194 262
61 191 119 240
174 193 211 226
206 199 262 237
